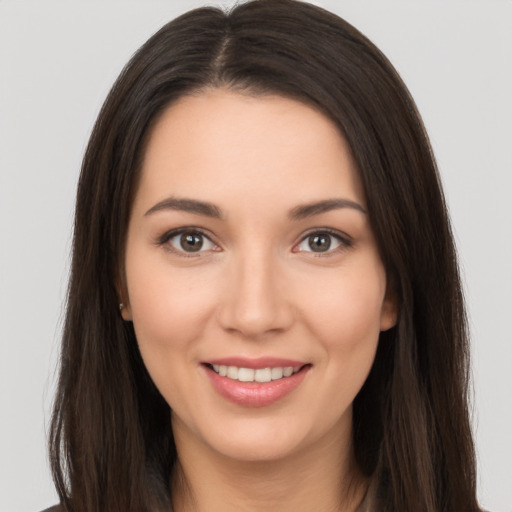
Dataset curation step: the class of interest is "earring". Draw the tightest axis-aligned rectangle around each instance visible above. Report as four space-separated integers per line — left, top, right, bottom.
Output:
119 303 125 311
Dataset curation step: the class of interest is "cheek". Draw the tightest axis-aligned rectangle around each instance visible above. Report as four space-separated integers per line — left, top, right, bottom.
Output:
300 264 386 350
125 257 223 408
125 251 220 355
295 257 386 405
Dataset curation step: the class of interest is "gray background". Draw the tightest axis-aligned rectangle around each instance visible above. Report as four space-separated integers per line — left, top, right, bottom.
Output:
0 1 511 511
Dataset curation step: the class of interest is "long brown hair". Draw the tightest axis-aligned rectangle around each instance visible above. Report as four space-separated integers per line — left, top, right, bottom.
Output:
49 1 480 511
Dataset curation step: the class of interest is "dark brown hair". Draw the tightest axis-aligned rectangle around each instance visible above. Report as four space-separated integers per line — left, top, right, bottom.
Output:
49 1 480 511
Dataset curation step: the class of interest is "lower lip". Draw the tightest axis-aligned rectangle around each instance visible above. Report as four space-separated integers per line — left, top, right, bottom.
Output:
204 365 310 408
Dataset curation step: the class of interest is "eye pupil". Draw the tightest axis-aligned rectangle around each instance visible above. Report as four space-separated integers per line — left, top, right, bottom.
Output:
180 232 203 252
308 234 331 252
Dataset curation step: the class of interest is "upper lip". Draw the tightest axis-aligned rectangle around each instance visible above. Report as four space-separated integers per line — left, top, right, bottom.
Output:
203 357 308 369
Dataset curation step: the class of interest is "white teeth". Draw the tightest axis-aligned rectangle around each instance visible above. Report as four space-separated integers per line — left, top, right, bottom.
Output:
238 368 255 382
271 367 283 380
211 364 302 382
255 368 272 383
227 366 238 379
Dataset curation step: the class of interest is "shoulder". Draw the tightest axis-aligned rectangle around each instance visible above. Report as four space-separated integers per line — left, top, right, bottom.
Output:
40 506 62 512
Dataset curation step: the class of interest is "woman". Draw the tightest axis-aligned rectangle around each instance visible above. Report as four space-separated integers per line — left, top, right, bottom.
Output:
47 1 482 511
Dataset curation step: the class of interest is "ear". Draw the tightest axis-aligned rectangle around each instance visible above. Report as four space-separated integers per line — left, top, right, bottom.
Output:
116 272 133 322
380 283 398 332
119 301 133 322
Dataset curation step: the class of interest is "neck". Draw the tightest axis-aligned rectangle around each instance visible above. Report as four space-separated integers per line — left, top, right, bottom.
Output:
170 415 368 512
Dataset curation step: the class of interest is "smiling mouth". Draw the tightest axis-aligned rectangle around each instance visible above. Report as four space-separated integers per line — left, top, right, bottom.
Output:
203 361 311 407
204 363 308 383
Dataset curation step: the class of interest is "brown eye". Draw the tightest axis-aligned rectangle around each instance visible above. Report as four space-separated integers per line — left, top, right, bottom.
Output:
164 230 217 254
308 234 331 252
180 232 204 252
295 230 348 255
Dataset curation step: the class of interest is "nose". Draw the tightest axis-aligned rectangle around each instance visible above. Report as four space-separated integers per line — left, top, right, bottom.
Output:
217 250 295 339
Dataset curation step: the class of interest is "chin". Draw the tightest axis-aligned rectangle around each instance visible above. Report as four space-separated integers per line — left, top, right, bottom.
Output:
213 435 305 463
196 415 323 464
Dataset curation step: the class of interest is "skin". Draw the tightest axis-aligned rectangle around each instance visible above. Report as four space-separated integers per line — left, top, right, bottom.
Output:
121 89 396 512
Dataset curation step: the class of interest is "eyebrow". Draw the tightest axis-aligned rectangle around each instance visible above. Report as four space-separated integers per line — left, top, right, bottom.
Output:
288 198 366 220
144 197 223 218
144 196 366 220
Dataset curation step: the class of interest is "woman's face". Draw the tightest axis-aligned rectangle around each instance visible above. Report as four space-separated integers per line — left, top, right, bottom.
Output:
122 89 396 462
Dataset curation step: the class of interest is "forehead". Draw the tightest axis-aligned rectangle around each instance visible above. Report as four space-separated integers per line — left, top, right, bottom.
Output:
135 89 365 212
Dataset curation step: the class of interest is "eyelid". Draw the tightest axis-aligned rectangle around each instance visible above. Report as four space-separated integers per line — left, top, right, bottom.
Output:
157 227 221 256
293 228 353 255
156 226 352 257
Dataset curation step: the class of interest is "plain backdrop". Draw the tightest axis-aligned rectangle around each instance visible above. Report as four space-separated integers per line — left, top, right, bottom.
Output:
0 1 511 511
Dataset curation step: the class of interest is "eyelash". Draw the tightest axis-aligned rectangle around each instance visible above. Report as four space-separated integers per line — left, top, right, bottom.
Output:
294 228 353 257
157 227 220 258
156 227 352 258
